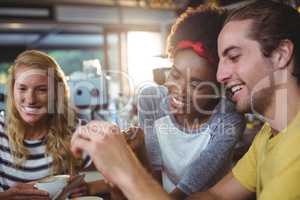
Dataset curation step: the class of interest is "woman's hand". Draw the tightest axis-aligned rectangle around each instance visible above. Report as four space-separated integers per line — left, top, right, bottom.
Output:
68 177 89 198
109 185 127 200
2 182 49 200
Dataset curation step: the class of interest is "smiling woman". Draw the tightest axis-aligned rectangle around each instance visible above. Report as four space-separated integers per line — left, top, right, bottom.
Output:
69 5 246 200
137 4 246 200
0 50 92 199
13 67 49 127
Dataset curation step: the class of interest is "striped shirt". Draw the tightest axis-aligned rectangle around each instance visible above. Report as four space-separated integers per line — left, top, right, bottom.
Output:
0 119 91 191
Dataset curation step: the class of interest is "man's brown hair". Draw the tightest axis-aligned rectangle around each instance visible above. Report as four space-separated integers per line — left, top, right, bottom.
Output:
226 0 300 84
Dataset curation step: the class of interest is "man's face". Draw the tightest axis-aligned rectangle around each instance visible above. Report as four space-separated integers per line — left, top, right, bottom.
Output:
217 20 275 113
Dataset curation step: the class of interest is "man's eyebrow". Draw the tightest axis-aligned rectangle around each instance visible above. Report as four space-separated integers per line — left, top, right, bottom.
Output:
222 46 240 57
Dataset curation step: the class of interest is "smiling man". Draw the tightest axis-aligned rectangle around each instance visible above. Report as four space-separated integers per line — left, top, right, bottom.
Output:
188 1 300 199
71 1 300 200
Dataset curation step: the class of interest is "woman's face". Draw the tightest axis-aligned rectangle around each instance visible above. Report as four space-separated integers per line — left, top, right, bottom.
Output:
165 49 218 116
14 66 49 126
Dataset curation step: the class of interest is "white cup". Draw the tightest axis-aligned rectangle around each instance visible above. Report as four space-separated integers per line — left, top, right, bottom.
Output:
34 175 69 199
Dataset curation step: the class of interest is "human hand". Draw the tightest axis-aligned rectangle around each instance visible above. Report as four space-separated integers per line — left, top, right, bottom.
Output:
4 182 49 200
71 121 142 187
109 185 127 200
123 127 151 172
123 127 145 152
68 177 89 198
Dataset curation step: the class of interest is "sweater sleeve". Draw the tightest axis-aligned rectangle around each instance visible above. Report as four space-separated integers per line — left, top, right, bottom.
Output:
177 99 246 195
137 85 168 171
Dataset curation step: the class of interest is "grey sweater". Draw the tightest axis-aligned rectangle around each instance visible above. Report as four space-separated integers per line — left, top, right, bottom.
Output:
138 86 245 195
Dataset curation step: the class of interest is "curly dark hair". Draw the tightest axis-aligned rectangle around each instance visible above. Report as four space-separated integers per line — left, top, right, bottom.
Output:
167 4 226 67
226 0 300 85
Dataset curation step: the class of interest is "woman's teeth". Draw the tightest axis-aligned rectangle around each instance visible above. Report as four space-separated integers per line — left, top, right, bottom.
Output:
23 107 42 114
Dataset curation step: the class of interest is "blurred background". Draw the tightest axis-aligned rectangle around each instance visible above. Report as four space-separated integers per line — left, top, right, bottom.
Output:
0 0 297 128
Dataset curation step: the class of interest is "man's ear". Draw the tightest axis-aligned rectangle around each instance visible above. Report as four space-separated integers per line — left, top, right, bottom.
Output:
271 39 294 70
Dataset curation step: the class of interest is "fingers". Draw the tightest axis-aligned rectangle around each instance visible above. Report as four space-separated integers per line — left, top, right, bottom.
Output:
71 121 124 157
70 181 89 197
11 197 49 200
19 197 49 200
14 183 35 190
27 181 37 185
18 189 49 196
71 120 135 187
75 120 121 138
73 125 92 142
125 127 144 142
125 127 145 151
69 185 88 198
10 183 49 199
71 135 92 158
9 189 49 200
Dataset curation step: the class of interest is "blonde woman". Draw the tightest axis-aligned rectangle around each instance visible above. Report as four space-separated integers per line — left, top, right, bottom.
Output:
0 50 91 199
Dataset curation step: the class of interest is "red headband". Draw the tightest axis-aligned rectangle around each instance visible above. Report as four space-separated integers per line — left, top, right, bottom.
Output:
174 40 214 64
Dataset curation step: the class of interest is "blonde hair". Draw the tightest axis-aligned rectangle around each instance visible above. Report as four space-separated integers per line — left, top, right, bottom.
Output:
7 50 82 174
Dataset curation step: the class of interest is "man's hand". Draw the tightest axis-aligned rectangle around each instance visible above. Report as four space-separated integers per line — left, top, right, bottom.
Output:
71 121 171 200
71 121 142 186
123 127 152 172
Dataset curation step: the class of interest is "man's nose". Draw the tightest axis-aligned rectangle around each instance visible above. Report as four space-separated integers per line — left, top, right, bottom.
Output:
217 61 233 84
